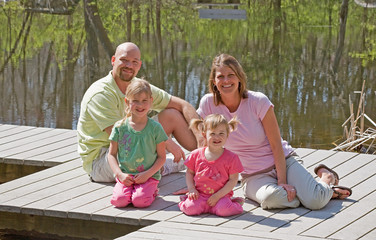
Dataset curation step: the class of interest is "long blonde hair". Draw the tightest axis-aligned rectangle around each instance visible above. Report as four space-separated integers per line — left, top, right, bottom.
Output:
124 79 152 118
190 114 238 145
208 54 248 106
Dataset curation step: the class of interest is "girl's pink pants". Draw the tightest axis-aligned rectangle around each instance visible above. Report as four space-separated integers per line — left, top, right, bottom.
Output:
110 177 159 208
179 194 243 217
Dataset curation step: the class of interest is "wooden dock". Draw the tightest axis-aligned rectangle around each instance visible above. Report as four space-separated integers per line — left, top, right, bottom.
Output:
0 124 375 239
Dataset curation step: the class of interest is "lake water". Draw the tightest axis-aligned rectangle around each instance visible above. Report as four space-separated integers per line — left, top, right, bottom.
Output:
1 0 375 150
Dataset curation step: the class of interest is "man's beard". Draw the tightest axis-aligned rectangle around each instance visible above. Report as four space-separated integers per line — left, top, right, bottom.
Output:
119 68 134 82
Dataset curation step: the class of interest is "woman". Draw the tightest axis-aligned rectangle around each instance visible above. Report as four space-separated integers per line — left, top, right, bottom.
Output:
197 54 352 210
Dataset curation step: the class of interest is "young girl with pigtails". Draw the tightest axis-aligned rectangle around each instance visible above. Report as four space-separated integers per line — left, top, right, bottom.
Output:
179 114 244 216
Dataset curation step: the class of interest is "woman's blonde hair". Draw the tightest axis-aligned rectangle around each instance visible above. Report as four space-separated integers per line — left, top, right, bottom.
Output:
190 114 238 142
208 54 248 106
124 78 152 117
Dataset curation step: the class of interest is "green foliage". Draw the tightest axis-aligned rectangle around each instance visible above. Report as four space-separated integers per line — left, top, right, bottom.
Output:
0 1 85 69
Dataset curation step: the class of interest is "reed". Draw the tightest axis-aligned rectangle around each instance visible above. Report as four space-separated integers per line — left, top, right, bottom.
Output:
332 80 376 154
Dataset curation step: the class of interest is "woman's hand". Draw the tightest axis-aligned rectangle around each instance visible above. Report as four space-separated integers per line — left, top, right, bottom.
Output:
280 183 297 202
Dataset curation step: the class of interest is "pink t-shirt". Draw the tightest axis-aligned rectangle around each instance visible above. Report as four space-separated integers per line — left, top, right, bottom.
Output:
185 147 244 197
197 91 294 175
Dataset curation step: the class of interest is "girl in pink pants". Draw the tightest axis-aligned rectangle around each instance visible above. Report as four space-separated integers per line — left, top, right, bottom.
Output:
179 114 244 216
108 80 168 208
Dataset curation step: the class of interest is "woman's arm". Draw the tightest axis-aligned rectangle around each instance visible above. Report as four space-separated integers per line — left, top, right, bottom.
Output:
133 141 166 184
262 107 296 201
207 173 239 207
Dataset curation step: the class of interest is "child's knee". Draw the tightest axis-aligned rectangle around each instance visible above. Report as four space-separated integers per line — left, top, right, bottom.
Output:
110 194 131 208
212 198 243 217
179 200 205 216
132 192 156 208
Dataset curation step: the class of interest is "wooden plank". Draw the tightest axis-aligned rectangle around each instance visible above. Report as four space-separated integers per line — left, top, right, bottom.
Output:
0 126 52 144
301 191 376 238
0 125 36 140
329 206 376 239
305 151 358 176
121 221 319 240
0 124 20 132
0 129 74 157
44 183 110 218
25 144 77 161
245 207 310 232
219 206 281 229
273 172 376 235
141 195 183 222
116 197 172 226
359 228 376 240
67 191 112 221
0 158 81 194
43 151 80 166
331 154 376 185
120 231 199 240
4 137 76 165
294 148 317 158
21 180 99 216
0 167 86 208
299 149 337 168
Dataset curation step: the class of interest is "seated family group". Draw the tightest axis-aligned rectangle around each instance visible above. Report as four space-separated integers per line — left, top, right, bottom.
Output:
77 42 352 217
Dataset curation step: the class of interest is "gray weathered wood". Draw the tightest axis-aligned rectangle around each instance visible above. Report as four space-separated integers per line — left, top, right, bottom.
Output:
1 124 375 240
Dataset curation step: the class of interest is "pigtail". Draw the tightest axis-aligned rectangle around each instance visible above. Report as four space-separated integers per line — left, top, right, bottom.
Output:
124 98 132 118
228 116 239 133
189 118 204 133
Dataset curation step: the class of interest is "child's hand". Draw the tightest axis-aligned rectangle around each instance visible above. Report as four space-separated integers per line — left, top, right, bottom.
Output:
187 188 199 200
133 172 150 184
207 193 221 207
119 173 134 186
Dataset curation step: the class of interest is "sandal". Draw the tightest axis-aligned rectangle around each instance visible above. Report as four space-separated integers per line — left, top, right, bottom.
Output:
332 185 352 199
314 164 339 185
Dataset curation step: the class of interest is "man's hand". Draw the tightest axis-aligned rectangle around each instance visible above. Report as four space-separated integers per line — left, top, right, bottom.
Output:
166 137 186 163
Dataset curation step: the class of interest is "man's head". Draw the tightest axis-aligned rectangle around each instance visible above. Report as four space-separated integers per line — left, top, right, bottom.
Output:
111 42 142 82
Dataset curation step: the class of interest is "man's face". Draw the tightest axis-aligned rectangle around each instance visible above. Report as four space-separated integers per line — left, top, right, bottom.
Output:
112 47 141 82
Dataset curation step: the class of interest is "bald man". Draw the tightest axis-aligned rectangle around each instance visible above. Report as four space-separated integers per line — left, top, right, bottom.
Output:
77 42 199 182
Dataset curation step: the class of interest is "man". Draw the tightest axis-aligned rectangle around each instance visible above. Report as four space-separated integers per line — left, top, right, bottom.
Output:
77 42 199 182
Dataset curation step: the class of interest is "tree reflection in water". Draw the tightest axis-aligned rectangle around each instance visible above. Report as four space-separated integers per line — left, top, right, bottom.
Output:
0 0 375 149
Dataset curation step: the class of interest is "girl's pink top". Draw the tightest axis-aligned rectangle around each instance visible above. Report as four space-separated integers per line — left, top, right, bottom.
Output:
185 147 244 196
197 91 294 176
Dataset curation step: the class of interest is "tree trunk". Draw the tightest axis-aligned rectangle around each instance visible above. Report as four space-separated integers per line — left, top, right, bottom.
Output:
84 0 114 59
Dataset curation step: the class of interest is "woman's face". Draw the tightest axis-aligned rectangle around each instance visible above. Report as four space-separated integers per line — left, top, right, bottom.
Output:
214 66 240 97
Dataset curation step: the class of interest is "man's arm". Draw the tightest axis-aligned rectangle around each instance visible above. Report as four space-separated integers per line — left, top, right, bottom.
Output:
166 96 204 146
104 125 113 136
166 96 199 126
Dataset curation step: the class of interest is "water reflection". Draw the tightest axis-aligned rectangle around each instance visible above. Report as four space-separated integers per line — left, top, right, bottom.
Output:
0 0 375 149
